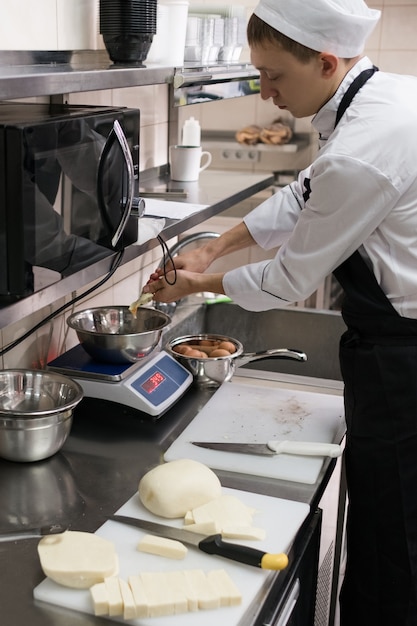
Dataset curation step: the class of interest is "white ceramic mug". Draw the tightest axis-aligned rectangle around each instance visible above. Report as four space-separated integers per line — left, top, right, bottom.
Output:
169 145 212 182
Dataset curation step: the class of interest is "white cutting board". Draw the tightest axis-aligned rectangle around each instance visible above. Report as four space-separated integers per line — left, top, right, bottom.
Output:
34 487 309 626
164 382 345 484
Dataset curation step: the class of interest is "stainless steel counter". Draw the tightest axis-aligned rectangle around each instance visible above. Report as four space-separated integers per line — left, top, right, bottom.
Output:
0 359 343 625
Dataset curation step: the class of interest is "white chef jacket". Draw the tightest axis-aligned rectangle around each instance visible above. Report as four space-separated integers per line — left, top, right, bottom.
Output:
223 57 417 316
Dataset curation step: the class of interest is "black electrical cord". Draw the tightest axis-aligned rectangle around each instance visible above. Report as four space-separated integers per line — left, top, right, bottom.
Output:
157 234 177 286
0 249 125 358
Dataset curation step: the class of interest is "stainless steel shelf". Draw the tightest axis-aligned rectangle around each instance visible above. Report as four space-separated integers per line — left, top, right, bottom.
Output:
0 51 173 100
0 169 274 330
0 51 259 100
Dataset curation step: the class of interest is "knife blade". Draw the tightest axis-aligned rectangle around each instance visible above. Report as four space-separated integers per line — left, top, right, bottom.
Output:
108 515 288 571
191 440 342 458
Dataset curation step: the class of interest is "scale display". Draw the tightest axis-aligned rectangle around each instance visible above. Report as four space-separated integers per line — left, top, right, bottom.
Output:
48 348 193 417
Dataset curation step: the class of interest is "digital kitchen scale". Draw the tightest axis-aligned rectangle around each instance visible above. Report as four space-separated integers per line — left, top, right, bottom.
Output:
47 344 193 417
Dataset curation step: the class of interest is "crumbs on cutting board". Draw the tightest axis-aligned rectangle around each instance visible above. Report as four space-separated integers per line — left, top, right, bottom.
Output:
222 394 311 440
276 397 311 430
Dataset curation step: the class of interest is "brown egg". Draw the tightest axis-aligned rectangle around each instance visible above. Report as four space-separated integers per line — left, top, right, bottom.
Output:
186 349 207 358
199 339 217 346
210 348 232 358
173 344 192 354
217 341 237 354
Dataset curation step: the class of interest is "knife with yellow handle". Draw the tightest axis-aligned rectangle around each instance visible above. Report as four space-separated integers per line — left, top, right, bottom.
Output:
191 440 342 458
109 515 289 571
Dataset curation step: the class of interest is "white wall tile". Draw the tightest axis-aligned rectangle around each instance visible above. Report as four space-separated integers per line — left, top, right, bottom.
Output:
57 0 98 50
383 0 417 5
379 50 417 74
112 85 168 127
140 122 169 170
0 0 57 50
380 6 417 49
68 91 113 106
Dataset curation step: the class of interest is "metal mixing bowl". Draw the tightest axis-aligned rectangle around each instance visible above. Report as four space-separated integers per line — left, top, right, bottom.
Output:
66 306 171 364
0 370 84 462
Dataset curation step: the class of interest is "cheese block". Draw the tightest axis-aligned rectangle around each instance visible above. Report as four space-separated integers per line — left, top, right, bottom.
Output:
89 582 108 616
184 569 221 610
221 525 266 541
207 569 242 606
183 521 220 535
140 572 175 617
90 570 242 619
189 495 255 528
37 531 118 589
128 575 148 618
137 534 188 559
138 459 222 518
165 571 192 614
118 578 137 620
104 576 123 616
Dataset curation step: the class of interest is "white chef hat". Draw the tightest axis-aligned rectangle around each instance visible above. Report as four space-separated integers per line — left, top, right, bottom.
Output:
253 0 381 57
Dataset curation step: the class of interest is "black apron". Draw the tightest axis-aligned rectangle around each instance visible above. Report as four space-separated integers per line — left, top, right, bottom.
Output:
326 69 417 625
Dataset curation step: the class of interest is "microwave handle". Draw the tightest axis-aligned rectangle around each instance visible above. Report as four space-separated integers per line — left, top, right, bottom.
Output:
98 119 135 249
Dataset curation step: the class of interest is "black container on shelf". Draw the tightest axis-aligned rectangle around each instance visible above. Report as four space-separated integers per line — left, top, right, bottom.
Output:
100 0 157 64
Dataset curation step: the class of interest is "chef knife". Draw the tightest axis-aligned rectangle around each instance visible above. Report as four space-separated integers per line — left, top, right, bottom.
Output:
191 440 342 458
108 514 288 571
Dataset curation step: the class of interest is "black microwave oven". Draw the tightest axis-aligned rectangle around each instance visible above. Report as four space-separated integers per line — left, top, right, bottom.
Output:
0 102 140 303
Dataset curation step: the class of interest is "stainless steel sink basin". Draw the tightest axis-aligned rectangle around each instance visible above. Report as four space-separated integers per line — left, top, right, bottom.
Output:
163 300 346 381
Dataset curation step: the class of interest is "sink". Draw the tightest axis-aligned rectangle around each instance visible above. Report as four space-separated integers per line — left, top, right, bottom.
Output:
163 300 346 381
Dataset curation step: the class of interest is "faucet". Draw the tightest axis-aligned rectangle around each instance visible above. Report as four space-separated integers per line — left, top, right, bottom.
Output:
155 231 220 317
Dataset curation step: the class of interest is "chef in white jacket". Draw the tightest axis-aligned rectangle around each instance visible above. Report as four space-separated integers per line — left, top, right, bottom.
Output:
144 2 417 623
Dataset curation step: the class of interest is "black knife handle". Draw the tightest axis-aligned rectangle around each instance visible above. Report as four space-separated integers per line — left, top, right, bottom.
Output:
198 534 288 570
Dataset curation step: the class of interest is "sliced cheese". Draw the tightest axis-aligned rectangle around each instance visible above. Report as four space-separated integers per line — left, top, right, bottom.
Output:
37 531 118 589
165 571 192 614
90 570 243 618
104 576 123 616
170 570 199 612
137 534 187 559
183 521 220 535
183 569 221 610
90 582 108 616
207 569 242 606
128 574 149 618
184 510 194 525
119 577 137 620
221 524 266 541
140 572 175 617
190 495 254 528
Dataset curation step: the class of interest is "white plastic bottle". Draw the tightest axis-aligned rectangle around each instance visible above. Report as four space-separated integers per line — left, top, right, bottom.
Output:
182 117 201 146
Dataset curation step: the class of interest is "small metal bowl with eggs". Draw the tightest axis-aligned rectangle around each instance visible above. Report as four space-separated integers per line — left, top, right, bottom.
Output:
166 333 307 388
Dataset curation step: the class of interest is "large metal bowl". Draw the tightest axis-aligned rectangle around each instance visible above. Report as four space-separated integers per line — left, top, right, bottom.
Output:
66 306 171 364
0 370 83 462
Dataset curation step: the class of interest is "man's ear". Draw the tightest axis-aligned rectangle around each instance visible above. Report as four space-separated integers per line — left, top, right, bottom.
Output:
319 52 339 78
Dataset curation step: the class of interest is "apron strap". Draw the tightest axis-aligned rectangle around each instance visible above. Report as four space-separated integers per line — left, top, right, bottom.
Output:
303 66 378 205
335 66 378 127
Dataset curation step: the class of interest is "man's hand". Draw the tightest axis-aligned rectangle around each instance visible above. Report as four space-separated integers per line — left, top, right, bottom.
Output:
142 270 225 303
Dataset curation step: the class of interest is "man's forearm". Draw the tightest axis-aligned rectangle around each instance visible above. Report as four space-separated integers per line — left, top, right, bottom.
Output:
203 221 255 265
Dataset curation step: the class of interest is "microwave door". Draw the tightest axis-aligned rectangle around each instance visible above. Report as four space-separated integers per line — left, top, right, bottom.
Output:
97 119 135 249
